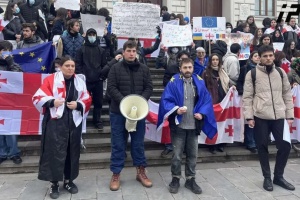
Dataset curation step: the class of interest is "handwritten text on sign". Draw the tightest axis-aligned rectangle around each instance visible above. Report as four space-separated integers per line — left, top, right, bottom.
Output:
54 0 80 11
112 2 160 39
162 24 193 47
80 14 106 36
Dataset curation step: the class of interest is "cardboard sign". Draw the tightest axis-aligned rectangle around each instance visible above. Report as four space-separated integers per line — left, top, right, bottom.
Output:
161 24 193 47
54 0 80 11
80 13 106 36
112 2 160 38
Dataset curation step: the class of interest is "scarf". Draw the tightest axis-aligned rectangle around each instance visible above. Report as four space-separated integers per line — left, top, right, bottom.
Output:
219 68 230 93
32 72 92 127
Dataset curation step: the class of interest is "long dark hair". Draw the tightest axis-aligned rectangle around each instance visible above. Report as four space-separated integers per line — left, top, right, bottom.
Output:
53 8 67 28
246 15 257 29
246 51 258 66
59 56 74 66
4 2 16 21
271 29 284 42
176 14 185 25
252 28 263 46
282 39 296 61
274 51 286 67
204 54 222 90
259 34 273 46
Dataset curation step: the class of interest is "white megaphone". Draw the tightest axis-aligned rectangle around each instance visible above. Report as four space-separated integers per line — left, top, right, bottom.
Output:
119 94 149 132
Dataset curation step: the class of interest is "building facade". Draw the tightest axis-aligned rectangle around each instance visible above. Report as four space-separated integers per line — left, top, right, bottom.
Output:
96 0 299 27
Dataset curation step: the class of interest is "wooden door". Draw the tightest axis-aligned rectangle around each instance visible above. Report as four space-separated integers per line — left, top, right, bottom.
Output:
190 0 222 18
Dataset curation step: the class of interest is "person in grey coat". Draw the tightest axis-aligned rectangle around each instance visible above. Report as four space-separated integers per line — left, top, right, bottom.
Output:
222 43 241 85
17 23 44 49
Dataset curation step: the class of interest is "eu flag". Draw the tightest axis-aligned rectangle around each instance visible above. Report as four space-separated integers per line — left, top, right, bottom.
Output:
12 42 56 73
202 17 217 28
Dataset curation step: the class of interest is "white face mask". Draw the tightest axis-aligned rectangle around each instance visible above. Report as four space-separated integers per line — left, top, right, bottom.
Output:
226 28 232 33
171 48 179 54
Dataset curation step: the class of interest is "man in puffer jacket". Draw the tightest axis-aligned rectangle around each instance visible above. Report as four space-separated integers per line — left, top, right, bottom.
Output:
222 43 241 85
243 45 295 192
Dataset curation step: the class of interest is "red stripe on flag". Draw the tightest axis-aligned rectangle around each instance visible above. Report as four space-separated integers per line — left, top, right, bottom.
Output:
214 104 241 122
0 73 42 135
205 133 218 144
294 107 300 118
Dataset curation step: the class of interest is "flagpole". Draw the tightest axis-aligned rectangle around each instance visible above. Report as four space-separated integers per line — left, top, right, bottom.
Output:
208 40 211 56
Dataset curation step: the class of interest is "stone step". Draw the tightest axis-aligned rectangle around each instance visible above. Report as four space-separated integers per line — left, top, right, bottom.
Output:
1 145 298 174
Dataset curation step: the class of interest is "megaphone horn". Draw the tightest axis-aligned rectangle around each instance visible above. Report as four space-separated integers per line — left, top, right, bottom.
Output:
119 95 149 132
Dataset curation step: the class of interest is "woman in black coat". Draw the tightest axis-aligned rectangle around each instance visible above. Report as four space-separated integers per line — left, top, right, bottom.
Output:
3 2 25 41
33 56 92 199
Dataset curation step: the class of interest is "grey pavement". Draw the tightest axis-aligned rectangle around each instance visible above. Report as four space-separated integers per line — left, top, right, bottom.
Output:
1 159 300 200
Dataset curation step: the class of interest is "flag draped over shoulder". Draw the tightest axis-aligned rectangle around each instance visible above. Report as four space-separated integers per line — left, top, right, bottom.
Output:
157 73 217 140
32 72 92 127
12 42 56 73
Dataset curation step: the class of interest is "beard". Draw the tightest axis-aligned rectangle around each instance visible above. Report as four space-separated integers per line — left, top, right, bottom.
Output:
182 72 192 78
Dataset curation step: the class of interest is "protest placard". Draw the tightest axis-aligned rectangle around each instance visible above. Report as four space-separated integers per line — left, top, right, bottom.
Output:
112 2 160 38
80 13 106 36
162 24 193 47
273 42 285 52
54 0 80 11
193 17 226 40
159 19 179 29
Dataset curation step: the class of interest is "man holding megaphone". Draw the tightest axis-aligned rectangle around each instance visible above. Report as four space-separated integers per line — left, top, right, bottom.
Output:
107 40 153 191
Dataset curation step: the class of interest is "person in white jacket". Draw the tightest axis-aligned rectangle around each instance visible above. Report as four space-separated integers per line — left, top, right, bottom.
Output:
222 43 241 85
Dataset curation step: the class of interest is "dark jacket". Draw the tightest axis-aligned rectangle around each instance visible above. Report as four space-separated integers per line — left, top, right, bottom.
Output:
3 15 25 40
107 59 153 113
61 32 84 58
75 28 107 83
100 58 119 80
17 35 44 49
137 37 160 65
38 76 82 181
20 0 39 23
51 19 65 36
236 61 256 95
0 56 22 72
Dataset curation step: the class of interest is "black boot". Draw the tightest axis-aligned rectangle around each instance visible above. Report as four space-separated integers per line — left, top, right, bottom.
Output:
49 182 59 199
169 177 180 193
185 177 202 194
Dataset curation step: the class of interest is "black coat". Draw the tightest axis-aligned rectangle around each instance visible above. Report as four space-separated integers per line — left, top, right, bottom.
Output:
3 15 25 40
20 2 39 23
0 57 22 72
51 19 65 36
38 77 82 182
107 60 153 113
236 61 256 95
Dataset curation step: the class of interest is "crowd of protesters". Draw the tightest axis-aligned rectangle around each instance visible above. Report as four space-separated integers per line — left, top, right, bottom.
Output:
0 0 299 198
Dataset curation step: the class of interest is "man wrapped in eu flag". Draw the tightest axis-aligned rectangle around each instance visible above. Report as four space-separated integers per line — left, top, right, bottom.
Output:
157 58 217 195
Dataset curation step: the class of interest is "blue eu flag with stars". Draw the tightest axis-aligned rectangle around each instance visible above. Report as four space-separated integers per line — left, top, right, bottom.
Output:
12 42 56 73
202 17 217 28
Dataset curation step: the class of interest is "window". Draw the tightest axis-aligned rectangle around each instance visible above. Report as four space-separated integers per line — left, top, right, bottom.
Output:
254 0 275 16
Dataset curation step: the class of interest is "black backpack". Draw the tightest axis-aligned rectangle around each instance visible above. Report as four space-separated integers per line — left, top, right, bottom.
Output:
251 67 283 93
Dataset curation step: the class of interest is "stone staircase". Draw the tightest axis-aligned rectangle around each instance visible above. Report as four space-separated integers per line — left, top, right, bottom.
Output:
0 59 299 174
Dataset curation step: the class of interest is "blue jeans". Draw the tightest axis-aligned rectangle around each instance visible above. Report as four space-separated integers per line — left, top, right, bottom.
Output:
171 127 198 179
110 112 147 174
0 135 20 158
244 125 256 148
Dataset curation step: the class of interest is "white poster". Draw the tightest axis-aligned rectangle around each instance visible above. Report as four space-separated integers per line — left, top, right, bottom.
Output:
159 19 179 30
273 42 285 52
239 4 251 20
112 2 160 38
54 0 80 11
80 14 106 36
162 24 193 47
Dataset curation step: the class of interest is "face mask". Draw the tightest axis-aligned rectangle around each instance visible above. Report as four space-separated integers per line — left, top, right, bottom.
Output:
15 7 20 14
88 36 96 43
226 28 232 33
171 48 179 54
29 0 35 6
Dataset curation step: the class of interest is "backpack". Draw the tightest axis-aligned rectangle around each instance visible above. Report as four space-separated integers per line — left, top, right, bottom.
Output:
251 67 283 94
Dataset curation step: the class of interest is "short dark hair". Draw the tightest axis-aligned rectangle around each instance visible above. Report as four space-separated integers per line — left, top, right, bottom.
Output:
230 43 241 54
22 23 36 31
59 56 74 66
0 40 13 51
161 6 168 11
177 50 190 60
123 40 137 50
258 45 274 57
179 58 194 67
67 19 80 32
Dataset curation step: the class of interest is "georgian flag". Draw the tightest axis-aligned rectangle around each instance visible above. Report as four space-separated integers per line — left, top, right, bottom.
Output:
145 87 244 144
290 85 300 141
0 71 91 135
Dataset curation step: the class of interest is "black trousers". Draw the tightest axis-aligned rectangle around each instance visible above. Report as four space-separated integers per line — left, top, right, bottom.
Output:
253 117 291 178
87 81 103 125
